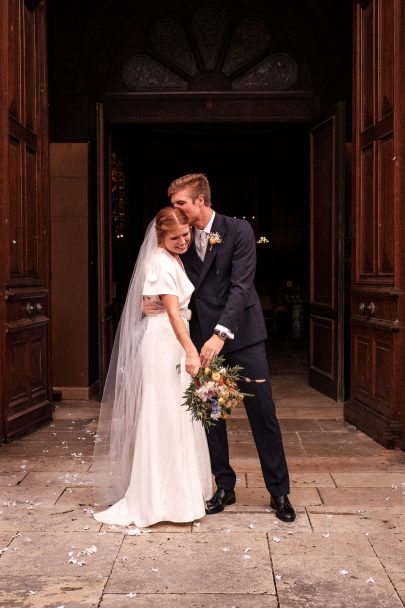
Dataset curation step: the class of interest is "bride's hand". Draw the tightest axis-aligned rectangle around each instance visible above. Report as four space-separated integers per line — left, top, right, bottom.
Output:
185 354 201 376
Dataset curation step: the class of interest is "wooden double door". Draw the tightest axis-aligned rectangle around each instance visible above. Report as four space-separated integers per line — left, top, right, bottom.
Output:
344 0 405 449
0 0 52 442
0 0 404 449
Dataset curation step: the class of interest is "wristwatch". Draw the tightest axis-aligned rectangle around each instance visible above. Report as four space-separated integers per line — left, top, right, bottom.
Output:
213 328 228 340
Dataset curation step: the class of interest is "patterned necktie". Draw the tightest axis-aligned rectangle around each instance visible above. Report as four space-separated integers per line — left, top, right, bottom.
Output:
197 230 209 261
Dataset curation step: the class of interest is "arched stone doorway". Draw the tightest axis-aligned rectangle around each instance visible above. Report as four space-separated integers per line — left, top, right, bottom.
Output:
47 0 351 396
84 2 350 401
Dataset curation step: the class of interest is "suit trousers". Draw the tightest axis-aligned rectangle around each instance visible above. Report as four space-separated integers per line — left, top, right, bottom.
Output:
206 341 290 497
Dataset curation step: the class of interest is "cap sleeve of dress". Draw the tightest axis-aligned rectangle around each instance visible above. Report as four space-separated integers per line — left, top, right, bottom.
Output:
142 250 178 296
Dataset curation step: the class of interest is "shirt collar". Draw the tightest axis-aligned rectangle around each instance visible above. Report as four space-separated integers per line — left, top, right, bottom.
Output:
196 211 215 236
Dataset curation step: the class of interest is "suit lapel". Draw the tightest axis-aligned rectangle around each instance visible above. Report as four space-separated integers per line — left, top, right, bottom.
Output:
195 213 226 291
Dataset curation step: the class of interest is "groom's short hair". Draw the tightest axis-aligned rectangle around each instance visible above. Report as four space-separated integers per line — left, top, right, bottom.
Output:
168 173 212 207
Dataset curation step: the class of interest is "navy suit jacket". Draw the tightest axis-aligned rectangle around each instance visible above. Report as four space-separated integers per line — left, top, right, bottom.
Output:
181 212 267 353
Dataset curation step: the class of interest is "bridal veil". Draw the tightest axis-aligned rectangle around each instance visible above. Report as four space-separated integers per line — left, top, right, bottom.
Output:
92 218 157 505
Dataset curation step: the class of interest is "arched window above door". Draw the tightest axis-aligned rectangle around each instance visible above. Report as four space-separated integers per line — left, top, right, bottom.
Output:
120 5 300 92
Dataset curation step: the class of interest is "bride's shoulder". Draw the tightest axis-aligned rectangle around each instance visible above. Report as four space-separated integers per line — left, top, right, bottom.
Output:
145 247 175 272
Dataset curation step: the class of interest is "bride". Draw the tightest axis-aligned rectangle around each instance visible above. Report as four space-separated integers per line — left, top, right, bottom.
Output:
92 207 212 527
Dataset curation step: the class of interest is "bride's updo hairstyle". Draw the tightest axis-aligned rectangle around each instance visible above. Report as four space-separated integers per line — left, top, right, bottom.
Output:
155 206 192 245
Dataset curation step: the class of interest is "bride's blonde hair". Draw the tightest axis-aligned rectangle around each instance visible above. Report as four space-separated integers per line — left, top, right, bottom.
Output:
155 206 192 244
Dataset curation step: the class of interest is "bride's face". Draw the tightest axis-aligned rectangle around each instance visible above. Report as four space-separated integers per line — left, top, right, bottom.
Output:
162 224 191 255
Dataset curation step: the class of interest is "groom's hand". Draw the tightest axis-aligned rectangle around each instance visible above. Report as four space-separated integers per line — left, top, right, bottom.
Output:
200 335 225 367
143 296 164 316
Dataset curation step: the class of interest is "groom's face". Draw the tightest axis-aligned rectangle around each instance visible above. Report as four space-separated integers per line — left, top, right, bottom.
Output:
171 187 204 227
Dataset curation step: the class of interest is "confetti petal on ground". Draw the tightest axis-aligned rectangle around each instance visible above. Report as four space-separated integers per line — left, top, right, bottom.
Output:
126 528 142 536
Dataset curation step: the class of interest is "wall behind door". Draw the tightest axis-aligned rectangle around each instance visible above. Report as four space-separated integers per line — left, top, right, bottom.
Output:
50 143 96 399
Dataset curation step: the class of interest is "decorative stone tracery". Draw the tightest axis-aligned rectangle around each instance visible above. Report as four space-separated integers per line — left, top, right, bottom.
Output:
121 6 299 92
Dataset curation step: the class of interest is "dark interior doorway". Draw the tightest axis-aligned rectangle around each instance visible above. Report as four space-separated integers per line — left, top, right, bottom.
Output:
110 122 310 364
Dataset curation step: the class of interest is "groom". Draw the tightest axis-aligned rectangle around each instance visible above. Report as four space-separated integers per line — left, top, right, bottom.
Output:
167 173 295 523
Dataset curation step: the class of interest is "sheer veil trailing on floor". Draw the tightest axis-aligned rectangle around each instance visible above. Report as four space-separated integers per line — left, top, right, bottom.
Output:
92 218 157 506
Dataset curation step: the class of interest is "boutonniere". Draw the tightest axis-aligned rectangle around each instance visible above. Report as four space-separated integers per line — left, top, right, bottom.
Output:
209 232 222 250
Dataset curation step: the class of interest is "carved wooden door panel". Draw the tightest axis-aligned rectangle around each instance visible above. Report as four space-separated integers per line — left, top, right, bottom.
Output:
0 0 52 441
309 103 346 401
345 0 405 448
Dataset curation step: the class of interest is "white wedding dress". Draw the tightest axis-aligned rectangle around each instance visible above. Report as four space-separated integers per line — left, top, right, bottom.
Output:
94 247 212 528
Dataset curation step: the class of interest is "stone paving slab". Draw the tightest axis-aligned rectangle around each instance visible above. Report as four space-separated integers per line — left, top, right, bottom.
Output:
302 443 388 457
318 487 405 507
273 554 404 608
246 471 336 488
286 456 405 471
19 471 95 488
0 471 27 486
1 485 62 506
230 443 305 459
269 530 375 557
100 594 278 607
0 531 123 577
53 405 100 419
37 416 97 428
308 505 405 516
229 430 303 447
0 575 106 607
0 532 15 548
55 487 97 508
382 566 405 590
106 533 275 595
0 456 92 473
0 507 101 532
279 419 324 432
331 472 405 487
298 431 374 445
275 406 344 419
4 429 96 443
307 512 405 535
368 532 405 559
192 512 311 533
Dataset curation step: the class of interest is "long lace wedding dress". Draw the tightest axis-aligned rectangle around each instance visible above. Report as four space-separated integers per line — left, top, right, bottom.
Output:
93 247 212 528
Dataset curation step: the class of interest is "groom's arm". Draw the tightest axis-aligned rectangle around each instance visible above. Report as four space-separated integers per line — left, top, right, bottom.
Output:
217 219 257 331
143 296 164 315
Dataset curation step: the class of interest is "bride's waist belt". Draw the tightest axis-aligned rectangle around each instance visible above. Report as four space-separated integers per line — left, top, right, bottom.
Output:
179 308 192 321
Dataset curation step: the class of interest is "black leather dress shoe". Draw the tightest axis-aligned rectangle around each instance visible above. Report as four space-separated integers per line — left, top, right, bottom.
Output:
270 495 296 522
205 488 236 515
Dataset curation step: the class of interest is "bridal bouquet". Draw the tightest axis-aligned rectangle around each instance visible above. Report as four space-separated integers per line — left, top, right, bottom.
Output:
181 355 254 430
